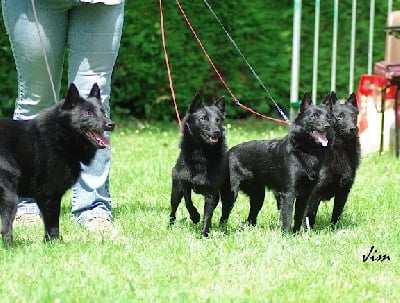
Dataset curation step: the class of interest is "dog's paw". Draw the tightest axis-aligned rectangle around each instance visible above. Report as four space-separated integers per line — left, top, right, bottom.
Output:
219 217 227 226
190 211 201 224
43 235 64 244
169 216 176 226
202 230 209 237
2 236 14 249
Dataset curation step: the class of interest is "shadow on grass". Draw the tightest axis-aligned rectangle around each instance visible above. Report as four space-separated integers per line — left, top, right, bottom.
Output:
309 205 360 233
112 201 168 220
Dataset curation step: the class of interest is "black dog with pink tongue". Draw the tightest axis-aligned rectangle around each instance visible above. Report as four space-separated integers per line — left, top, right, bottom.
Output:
306 92 360 229
169 92 227 237
219 92 334 233
0 83 114 246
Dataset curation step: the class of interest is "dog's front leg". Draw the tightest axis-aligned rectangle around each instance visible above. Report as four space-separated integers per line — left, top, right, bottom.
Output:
182 184 200 224
247 184 266 226
219 178 235 226
293 192 310 232
170 177 183 225
279 192 295 232
37 197 61 242
202 193 218 237
331 189 350 226
305 191 322 229
0 191 18 247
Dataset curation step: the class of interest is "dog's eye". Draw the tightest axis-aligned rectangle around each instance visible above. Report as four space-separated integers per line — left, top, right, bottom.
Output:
85 110 94 116
337 113 344 119
200 116 209 122
311 113 319 119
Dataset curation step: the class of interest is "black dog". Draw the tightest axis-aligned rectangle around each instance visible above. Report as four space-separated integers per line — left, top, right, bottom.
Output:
220 92 334 232
169 92 226 237
305 92 360 228
0 83 115 246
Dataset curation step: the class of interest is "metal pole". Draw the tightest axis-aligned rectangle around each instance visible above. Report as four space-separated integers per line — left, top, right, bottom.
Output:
368 0 375 75
349 0 357 93
331 0 338 91
290 0 301 119
312 0 320 103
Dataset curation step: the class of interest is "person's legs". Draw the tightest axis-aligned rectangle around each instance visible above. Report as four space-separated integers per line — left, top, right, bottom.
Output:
2 0 70 218
68 3 124 225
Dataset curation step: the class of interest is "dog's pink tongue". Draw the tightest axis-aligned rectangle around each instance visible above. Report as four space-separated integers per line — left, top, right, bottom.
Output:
94 132 110 147
210 136 219 143
315 131 328 146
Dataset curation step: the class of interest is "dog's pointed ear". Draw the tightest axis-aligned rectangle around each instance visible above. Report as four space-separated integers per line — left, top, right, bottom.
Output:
63 83 81 109
330 91 338 105
322 93 333 111
346 92 357 108
189 92 204 113
88 83 101 100
299 92 312 113
214 96 225 113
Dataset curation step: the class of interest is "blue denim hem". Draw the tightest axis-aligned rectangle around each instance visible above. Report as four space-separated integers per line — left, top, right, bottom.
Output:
16 199 112 225
16 199 41 216
73 209 112 225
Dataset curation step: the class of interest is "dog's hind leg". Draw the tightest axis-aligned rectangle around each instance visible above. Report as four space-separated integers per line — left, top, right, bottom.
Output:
331 189 350 226
0 188 18 247
37 197 61 242
170 178 184 225
246 183 265 226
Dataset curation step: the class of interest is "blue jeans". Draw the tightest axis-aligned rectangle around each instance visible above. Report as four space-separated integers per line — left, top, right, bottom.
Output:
1 0 124 224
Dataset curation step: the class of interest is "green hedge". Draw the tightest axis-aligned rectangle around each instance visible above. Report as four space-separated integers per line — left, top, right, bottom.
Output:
0 1 396 120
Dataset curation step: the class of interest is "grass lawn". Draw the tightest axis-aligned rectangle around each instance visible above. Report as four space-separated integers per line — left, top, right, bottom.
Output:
1 118 399 303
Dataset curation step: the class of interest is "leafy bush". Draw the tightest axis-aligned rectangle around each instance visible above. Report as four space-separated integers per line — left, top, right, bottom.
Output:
0 19 17 117
0 1 395 120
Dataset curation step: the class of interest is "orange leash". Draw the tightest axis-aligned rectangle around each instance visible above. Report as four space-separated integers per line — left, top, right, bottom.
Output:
159 0 182 130
176 0 289 125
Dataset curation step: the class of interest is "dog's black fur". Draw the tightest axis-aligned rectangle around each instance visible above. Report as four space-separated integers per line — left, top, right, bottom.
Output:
305 92 360 228
169 92 226 237
220 92 334 232
0 83 115 246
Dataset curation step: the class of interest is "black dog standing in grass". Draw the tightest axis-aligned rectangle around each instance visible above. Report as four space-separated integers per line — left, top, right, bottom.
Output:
169 92 226 237
0 83 115 247
305 92 361 229
220 92 334 232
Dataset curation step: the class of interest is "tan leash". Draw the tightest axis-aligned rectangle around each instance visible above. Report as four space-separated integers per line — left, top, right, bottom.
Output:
30 0 58 104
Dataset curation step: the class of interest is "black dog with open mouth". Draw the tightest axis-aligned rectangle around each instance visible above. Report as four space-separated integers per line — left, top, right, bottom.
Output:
220 92 334 232
306 92 361 229
0 83 115 246
169 92 227 237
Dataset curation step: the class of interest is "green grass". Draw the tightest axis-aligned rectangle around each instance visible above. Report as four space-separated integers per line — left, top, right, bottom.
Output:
1 118 399 303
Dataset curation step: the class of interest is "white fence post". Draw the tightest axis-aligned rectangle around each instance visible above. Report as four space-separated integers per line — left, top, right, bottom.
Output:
312 0 320 104
349 0 357 93
368 0 376 75
290 0 302 120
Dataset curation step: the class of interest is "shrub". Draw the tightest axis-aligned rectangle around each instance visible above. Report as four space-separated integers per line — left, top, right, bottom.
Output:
0 2 393 120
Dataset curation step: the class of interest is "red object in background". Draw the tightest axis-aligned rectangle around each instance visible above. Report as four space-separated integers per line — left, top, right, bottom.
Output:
374 61 400 129
356 74 399 133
